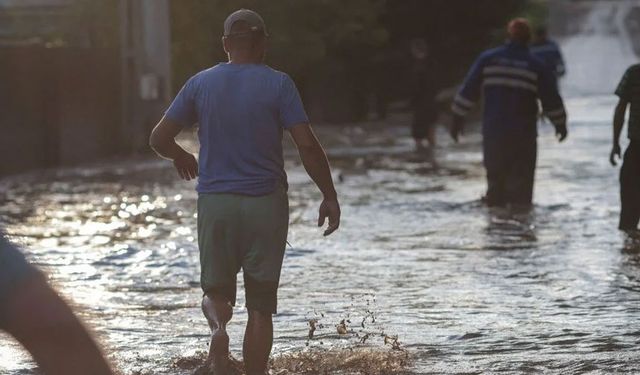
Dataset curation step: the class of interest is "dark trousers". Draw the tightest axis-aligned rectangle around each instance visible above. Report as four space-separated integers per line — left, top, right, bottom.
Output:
411 95 437 140
483 136 537 207
620 141 640 230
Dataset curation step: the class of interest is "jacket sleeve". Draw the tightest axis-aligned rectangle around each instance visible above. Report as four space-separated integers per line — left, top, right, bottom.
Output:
451 55 484 117
538 67 567 128
554 43 566 77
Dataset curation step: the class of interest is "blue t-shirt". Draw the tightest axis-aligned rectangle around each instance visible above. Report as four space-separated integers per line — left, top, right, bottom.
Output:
165 63 310 196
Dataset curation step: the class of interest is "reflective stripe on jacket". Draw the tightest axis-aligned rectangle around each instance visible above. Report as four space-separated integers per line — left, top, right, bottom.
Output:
452 42 566 138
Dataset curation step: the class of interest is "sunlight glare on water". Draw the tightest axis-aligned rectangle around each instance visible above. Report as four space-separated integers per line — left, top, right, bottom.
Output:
3 2 640 372
1 93 640 373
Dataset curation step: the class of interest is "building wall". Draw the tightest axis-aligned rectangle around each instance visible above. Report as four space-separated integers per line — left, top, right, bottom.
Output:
0 46 121 176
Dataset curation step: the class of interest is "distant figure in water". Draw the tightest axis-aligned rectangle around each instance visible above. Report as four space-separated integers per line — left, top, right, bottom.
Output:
409 38 439 151
0 235 114 375
611 64 640 231
450 18 568 207
530 26 566 80
149 9 340 375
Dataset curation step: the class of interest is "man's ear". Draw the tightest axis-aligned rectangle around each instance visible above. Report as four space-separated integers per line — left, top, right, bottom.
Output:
222 36 230 54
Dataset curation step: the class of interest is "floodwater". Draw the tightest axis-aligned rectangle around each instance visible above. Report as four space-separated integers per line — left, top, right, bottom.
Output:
1 92 640 374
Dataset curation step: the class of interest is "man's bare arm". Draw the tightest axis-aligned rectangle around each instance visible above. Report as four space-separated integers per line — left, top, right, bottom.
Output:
289 124 340 236
5 275 115 375
611 99 628 166
149 116 199 180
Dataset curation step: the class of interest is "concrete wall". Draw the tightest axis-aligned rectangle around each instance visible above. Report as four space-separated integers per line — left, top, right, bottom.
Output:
0 46 121 176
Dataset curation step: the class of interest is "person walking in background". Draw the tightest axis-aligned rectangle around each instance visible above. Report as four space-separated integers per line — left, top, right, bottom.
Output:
149 9 340 375
450 18 568 207
610 64 640 232
0 234 115 375
409 38 440 151
530 26 566 80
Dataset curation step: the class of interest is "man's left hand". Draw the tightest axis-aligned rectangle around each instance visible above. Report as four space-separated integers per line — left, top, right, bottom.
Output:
610 143 622 166
450 115 465 143
318 198 340 236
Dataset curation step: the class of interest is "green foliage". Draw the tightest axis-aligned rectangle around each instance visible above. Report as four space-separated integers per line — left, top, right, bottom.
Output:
170 0 388 91
383 0 546 84
522 0 550 31
67 0 119 48
170 0 548 121
0 0 119 47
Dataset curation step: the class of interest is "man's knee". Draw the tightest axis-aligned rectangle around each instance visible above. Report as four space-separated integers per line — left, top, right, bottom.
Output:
247 309 272 323
202 293 233 328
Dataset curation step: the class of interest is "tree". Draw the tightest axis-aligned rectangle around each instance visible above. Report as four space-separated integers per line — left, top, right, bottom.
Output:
170 0 546 122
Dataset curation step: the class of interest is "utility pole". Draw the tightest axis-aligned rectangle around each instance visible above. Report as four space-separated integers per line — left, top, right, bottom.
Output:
119 0 171 154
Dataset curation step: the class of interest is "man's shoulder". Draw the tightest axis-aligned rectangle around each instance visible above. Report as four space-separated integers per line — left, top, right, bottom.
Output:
480 46 506 60
182 65 221 87
527 53 547 71
185 64 293 91
625 64 640 76
542 39 560 48
617 64 640 86
259 65 291 82
481 45 537 69
191 64 225 79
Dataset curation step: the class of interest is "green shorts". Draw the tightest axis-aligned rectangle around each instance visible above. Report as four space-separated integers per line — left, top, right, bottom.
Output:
197 186 288 314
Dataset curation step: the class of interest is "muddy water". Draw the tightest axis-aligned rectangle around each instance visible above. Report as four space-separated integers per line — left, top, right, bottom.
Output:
1 95 640 374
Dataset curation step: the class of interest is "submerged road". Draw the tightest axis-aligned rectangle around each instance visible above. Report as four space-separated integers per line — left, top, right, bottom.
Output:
1 95 640 374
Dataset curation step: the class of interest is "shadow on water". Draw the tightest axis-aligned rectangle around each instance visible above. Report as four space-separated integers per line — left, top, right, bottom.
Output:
482 205 539 251
622 231 640 255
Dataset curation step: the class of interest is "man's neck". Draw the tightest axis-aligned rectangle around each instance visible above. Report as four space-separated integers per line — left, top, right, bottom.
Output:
228 54 262 65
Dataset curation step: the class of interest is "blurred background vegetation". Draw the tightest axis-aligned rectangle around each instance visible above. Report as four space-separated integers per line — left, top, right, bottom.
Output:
171 0 547 122
2 0 548 123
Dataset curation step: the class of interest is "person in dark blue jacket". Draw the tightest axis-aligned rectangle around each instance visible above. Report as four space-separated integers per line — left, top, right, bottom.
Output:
530 26 566 79
450 18 568 207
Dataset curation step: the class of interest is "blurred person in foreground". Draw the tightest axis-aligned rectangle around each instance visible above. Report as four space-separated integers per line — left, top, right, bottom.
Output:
0 234 114 375
530 26 566 80
611 64 640 232
409 38 440 151
149 9 340 375
450 18 568 207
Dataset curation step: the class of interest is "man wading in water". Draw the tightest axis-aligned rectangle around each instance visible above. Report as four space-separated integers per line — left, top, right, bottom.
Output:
611 64 640 232
149 9 340 374
450 18 568 207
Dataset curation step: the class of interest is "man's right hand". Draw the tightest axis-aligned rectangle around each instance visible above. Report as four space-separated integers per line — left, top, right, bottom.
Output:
318 198 340 236
173 151 199 181
555 124 568 142
450 115 465 143
610 143 622 166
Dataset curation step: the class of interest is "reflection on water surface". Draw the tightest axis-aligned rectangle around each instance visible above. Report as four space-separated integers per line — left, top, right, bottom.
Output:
1 98 640 373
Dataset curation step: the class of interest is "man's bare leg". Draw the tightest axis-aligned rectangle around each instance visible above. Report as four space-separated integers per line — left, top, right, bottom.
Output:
201 293 233 372
243 309 273 375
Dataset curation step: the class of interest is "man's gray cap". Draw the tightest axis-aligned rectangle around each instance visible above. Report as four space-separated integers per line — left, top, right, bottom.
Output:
223 9 267 36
